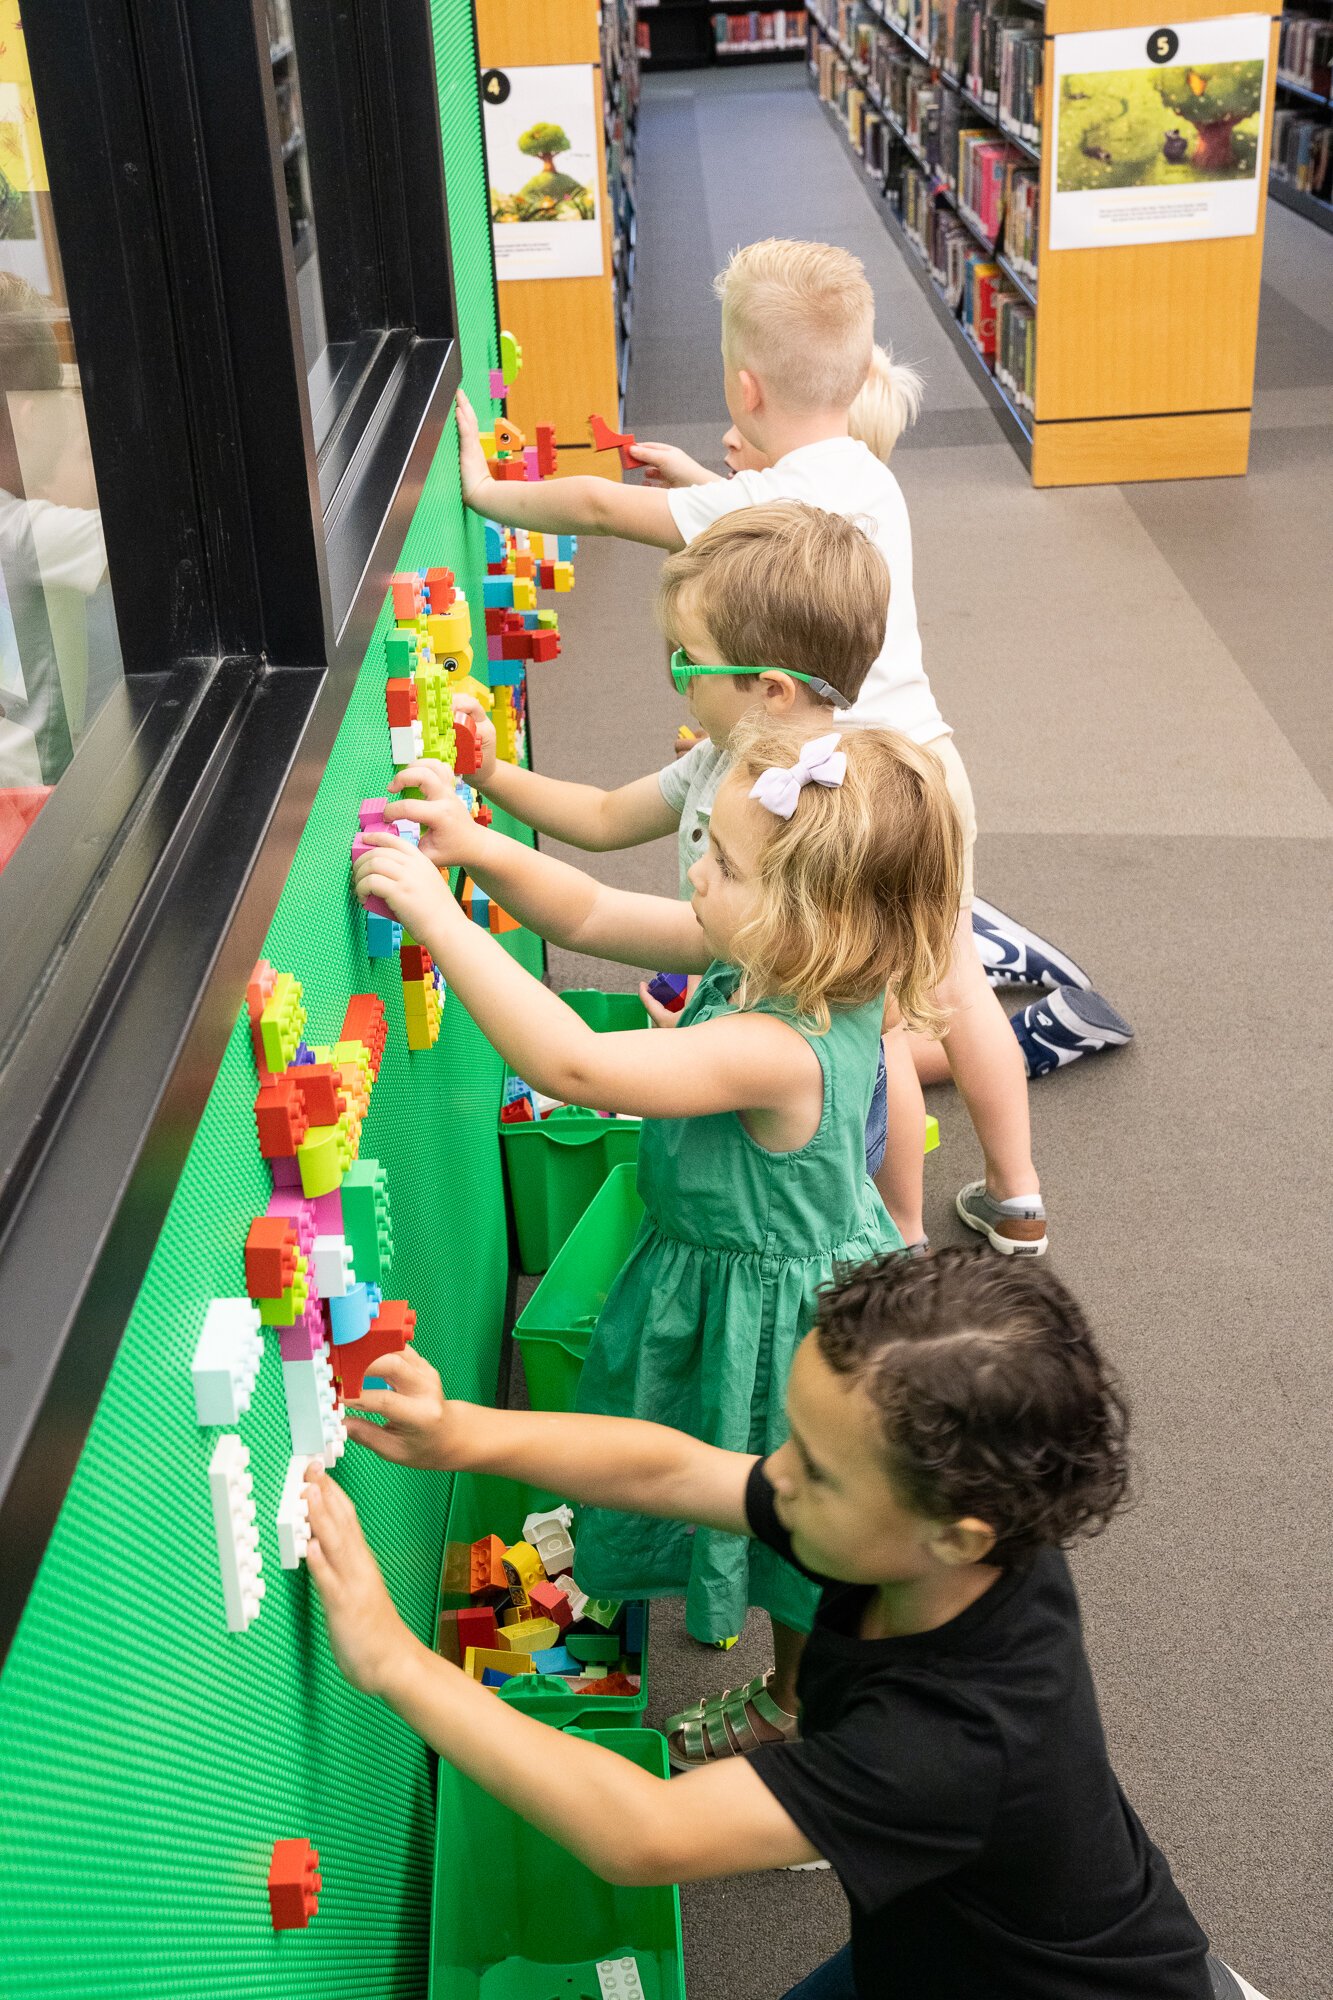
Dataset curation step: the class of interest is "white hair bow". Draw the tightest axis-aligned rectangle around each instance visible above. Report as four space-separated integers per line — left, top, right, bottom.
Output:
748 732 847 820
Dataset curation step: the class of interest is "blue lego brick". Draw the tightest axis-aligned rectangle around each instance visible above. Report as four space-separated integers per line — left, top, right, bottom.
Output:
482 577 515 609
484 522 506 563
623 1604 646 1656
328 1282 383 1347
487 660 525 687
532 1646 579 1676
366 913 403 958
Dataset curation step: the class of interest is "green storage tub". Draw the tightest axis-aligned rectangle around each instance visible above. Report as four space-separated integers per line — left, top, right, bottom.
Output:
441 1467 649 1729
429 1726 685 2000
514 1162 645 1414
501 989 648 1275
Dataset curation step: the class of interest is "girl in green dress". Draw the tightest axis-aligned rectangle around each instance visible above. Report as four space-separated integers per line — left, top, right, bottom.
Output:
354 711 961 1767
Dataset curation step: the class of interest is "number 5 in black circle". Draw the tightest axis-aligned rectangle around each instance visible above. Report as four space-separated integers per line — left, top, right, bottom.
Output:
1146 27 1179 63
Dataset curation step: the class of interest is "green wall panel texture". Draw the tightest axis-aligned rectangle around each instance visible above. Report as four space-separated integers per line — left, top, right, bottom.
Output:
0 9 522 1996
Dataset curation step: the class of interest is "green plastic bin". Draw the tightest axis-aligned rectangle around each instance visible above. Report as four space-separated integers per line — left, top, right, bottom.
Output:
514 1162 645 1414
500 990 647 1275
440 1467 649 1730
429 1726 685 2000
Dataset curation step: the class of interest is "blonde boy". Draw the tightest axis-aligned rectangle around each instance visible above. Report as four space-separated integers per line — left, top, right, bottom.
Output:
457 238 1046 1257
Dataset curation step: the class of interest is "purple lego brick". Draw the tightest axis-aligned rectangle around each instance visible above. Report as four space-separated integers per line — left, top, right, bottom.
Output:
269 1154 303 1190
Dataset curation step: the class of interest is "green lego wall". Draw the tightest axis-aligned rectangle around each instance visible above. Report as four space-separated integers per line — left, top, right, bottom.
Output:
0 9 533 1995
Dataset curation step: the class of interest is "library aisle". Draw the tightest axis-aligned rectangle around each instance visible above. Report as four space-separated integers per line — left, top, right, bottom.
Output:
519 60 1333 2000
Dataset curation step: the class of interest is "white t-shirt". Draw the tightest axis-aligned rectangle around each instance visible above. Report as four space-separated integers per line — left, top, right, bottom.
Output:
657 738 730 895
666 437 949 746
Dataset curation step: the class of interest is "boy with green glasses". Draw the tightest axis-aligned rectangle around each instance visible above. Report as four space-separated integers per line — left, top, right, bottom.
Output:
454 500 886 915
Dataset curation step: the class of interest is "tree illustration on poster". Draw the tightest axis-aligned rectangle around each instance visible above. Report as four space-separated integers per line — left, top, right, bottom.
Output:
1155 63 1263 172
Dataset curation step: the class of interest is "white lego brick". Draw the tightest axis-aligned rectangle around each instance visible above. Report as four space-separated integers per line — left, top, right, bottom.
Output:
276 1456 313 1570
312 1234 354 1299
192 1298 263 1426
523 1504 573 1543
282 1351 347 1467
597 1959 644 2000
524 1504 575 1578
208 1434 265 1632
390 722 424 765
552 1574 587 1621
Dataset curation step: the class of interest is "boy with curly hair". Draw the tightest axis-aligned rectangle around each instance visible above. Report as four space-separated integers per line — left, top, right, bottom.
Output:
301 1249 1265 2000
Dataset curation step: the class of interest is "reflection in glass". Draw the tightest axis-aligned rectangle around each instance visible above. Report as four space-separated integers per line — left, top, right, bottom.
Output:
0 17 123 872
266 0 328 386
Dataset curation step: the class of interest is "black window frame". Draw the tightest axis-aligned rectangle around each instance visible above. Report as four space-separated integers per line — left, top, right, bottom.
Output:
0 0 476 1660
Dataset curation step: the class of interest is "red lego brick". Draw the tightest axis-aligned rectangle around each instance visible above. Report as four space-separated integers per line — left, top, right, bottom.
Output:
268 1837 321 1930
245 1216 299 1299
391 575 424 621
399 943 433 983
475 800 493 829
500 633 533 661
573 1672 639 1698
289 1063 345 1128
386 677 418 727
255 1075 309 1158
485 606 506 635
469 1533 510 1605
341 994 388 1078
424 566 455 601
453 714 481 778
528 632 560 663
331 1299 416 1401
536 424 558 477
456 1603 500 1651
499 1097 534 1124
528 1580 573 1630
493 458 527 481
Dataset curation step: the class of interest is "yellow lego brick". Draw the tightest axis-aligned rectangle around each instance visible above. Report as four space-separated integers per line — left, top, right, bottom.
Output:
260 973 306 1072
512 579 536 613
503 1540 544 1591
464 1646 534 1682
297 1121 353 1198
427 606 472 653
553 563 573 592
497 1618 560 1655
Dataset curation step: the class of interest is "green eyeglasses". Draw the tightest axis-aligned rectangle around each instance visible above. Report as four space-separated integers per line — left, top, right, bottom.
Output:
668 647 851 710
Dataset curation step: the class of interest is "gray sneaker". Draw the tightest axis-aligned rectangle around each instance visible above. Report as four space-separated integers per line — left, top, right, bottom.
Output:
956 1182 1048 1256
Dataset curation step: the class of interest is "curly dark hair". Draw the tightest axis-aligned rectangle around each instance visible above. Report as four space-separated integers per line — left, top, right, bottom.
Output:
814 1245 1131 1565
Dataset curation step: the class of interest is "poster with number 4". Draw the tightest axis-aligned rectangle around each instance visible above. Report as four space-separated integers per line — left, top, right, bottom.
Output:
1050 14 1271 250
482 62 604 280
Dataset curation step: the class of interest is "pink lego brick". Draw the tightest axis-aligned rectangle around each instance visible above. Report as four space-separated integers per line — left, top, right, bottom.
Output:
267 1192 318 1258
523 447 540 479
311 1190 344 1236
270 1154 303 1189
488 368 505 399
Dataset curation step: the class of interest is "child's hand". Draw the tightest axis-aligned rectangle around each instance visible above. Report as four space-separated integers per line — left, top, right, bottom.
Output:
451 692 498 788
674 724 704 759
389 761 484 868
303 1464 414 1698
353 832 456 939
627 441 715 488
455 388 492 509
343 1348 469 1467
639 981 684 1029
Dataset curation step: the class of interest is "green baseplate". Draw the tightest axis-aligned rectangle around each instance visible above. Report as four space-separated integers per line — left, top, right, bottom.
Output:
0 8 542 1994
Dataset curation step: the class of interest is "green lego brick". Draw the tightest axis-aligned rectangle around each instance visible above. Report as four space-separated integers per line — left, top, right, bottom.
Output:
343 1157 394 1288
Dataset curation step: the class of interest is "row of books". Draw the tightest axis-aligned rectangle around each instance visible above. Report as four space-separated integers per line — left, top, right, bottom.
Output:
713 10 809 49
813 35 891 173
1277 13 1333 98
1271 105 1333 199
1002 161 1038 283
943 4 1043 147
956 128 1027 238
898 165 1034 402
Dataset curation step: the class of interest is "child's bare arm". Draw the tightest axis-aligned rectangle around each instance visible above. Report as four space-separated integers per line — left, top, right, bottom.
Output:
304 1470 821 1881
626 441 725 489
457 390 683 549
452 695 677 851
343 1348 752 1533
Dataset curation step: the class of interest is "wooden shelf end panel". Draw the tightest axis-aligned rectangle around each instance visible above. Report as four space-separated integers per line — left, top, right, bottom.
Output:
497 277 624 475
1030 407 1250 486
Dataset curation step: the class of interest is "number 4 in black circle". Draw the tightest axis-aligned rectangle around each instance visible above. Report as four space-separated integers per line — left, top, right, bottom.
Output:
1146 27 1179 63
481 68 511 105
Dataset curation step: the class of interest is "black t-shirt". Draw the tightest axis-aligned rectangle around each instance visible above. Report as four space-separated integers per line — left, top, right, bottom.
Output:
745 1459 1211 2000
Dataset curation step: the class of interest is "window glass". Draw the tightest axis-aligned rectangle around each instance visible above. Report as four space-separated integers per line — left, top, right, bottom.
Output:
0 14 123 872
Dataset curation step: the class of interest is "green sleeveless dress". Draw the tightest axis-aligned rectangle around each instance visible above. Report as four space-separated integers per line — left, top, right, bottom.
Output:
573 960 903 1642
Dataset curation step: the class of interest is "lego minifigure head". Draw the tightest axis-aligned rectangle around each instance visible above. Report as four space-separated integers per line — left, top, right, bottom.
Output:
766 1248 1131 1587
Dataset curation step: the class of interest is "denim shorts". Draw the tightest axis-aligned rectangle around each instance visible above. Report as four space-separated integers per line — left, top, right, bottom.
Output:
782 1945 856 2000
864 1039 888 1178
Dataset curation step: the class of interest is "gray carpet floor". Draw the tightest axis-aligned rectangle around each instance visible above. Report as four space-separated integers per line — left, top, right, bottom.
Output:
511 62 1333 2000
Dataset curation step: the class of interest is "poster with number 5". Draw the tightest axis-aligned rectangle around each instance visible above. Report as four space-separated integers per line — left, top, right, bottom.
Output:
482 62 604 280
1050 14 1271 250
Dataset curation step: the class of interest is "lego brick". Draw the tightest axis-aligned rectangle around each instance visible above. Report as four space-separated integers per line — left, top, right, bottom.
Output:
441 1542 473 1596
497 1617 560 1655
391 574 425 621
328 1280 382 1347
266 1190 318 1257
425 605 472 653
312 1234 354 1299
623 1603 646 1656
424 565 455 597
531 1646 579 1677
457 1604 500 1654
527 631 560 663
281 1352 346 1466
331 1298 415 1401
536 424 558 477
566 1633 620 1665
341 1158 392 1285
488 366 505 400
288 1064 346 1128
277 1307 326 1364
191 1299 264 1427
254 1075 309 1159
469 1533 510 1604
647 972 689 1015
574 1672 641 1698
244 1217 299 1300
297 1121 354 1200
341 994 388 1077
268 1837 321 1931
500 328 522 382
259 974 307 1074
385 677 418 727
256 1249 309 1330
552 1575 589 1621
453 714 481 779
581 1597 623 1631
208 1435 265 1633
528 1580 574 1631
389 722 424 766
503 1540 544 1592
523 1506 575 1577
597 1959 645 2000
276 1457 313 1570
464 1646 533 1682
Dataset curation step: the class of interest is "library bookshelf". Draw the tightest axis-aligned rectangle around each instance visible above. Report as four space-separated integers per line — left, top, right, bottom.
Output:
1271 3 1333 232
476 0 639 462
808 0 1282 486
641 2 810 72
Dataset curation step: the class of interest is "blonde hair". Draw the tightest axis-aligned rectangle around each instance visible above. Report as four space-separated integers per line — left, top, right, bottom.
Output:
656 502 888 707
849 343 924 461
715 239 874 414
720 713 961 1036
